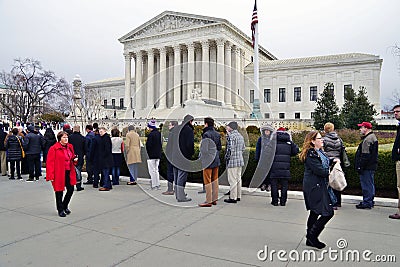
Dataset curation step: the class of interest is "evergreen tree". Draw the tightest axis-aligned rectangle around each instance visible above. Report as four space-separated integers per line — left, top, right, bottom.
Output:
341 87 356 128
342 86 378 129
313 82 343 130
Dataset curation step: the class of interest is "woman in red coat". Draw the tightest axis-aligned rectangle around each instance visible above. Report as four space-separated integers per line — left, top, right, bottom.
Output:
46 131 78 217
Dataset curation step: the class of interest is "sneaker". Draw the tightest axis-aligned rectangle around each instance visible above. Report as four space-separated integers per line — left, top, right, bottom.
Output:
17 177 23 180
26 178 34 182
356 203 372 209
177 198 192 202
224 198 237 204
9 177 15 180
162 191 174 195
83 181 93 185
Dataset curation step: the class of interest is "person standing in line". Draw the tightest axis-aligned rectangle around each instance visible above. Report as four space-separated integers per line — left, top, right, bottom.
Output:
269 128 299 206
46 131 78 217
355 122 378 209
171 114 195 202
111 128 124 186
23 125 44 181
162 120 178 195
390 104 400 219
18 126 28 175
125 125 141 185
5 128 23 180
95 127 113 191
323 122 346 209
146 120 162 190
43 127 57 166
255 124 275 191
299 131 336 249
83 125 95 185
224 121 245 204
0 124 8 176
198 117 222 207
68 125 86 191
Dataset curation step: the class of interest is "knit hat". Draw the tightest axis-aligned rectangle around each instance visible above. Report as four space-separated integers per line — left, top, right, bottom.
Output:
183 114 194 123
62 124 71 131
147 120 157 129
260 124 274 132
227 121 238 130
27 125 35 132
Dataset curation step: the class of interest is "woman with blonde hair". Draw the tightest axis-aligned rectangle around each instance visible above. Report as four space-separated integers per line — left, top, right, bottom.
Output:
299 131 337 249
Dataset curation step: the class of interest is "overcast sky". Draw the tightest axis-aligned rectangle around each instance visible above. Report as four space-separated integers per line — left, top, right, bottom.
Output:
1 0 399 107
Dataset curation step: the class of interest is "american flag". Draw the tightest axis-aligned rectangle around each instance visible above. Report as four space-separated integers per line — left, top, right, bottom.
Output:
251 0 258 48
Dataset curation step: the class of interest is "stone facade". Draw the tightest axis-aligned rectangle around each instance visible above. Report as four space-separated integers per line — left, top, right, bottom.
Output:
84 11 382 127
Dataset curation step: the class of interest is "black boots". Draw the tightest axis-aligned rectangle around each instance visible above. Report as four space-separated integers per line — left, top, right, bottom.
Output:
76 182 84 191
306 225 326 249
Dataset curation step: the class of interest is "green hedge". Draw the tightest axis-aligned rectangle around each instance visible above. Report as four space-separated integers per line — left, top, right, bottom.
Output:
120 147 397 191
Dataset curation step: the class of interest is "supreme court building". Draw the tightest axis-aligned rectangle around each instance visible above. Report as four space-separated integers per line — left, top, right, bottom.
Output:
85 11 382 122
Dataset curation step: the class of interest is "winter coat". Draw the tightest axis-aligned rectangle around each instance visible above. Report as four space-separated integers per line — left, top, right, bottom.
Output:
392 125 400 161
200 126 222 169
303 148 334 216
90 134 113 170
85 131 95 159
323 131 343 160
46 142 77 192
355 131 378 172
125 130 142 164
5 135 23 161
0 130 6 151
23 132 44 155
43 130 56 162
178 122 195 160
68 132 86 166
269 131 299 179
146 129 162 159
225 130 245 168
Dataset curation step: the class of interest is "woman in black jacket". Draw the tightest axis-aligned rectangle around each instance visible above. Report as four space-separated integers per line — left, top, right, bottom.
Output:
5 128 23 180
43 127 56 164
299 131 338 249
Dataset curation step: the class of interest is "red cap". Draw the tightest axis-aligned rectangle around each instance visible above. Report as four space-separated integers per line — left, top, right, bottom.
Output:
277 127 286 131
62 124 71 130
357 122 372 129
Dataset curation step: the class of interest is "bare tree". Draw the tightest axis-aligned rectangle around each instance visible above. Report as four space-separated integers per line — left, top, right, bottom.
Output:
82 84 105 122
0 58 70 123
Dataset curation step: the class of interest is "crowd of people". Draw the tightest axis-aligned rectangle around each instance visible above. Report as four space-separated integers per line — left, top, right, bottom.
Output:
2 109 400 249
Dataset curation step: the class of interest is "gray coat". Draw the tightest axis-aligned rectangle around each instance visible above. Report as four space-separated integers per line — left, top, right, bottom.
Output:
323 132 342 160
303 148 334 216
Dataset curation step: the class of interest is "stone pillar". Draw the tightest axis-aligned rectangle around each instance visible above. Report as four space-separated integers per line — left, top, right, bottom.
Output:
234 47 241 107
124 52 132 108
240 50 246 109
173 44 181 107
225 42 232 105
147 49 154 109
187 42 195 101
216 38 225 103
182 49 188 102
158 47 167 109
134 51 143 110
201 40 209 99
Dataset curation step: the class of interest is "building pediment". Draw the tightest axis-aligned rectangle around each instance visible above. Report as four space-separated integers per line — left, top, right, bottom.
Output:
119 11 222 42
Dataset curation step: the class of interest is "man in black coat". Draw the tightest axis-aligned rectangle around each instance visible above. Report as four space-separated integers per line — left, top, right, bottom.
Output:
145 120 162 190
23 125 45 181
92 127 113 191
171 114 195 202
391 105 400 219
68 125 86 191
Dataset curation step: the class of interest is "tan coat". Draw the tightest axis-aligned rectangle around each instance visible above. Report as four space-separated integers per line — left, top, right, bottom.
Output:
125 130 142 164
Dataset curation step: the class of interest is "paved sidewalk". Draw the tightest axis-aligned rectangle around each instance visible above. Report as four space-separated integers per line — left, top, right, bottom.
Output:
0 175 399 266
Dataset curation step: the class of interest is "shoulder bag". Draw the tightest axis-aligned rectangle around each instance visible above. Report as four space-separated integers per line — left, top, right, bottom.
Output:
329 161 347 191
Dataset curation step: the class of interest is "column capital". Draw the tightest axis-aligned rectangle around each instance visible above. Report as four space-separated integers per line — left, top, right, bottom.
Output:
225 42 232 50
216 38 225 47
173 44 181 52
147 49 155 56
186 42 195 50
234 46 241 54
123 52 132 60
135 50 143 60
200 40 209 48
159 46 167 55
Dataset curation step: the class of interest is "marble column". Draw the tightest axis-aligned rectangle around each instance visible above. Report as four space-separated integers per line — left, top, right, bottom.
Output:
225 42 232 105
187 42 195 101
234 47 241 107
240 50 246 109
134 51 143 110
124 52 132 109
158 47 167 109
201 40 209 99
147 49 154 109
216 39 225 103
173 44 181 107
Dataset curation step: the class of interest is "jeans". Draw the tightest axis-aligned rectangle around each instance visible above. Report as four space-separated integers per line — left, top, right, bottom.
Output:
85 159 94 182
111 167 120 185
359 170 375 207
173 166 188 201
166 161 174 192
128 163 139 182
101 168 112 189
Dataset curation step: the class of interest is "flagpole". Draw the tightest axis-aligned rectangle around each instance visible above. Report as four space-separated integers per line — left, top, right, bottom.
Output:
251 0 261 119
